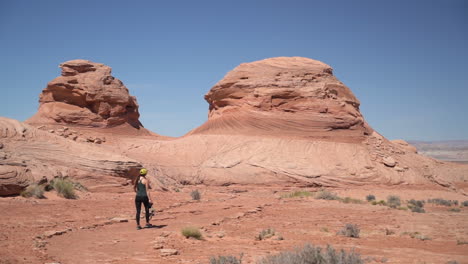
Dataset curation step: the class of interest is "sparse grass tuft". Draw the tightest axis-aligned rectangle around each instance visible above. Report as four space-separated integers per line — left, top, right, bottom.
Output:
338 224 360 238
20 184 45 199
191 189 201 201
281 190 312 198
181 226 202 240
315 189 340 200
449 208 461 212
366 194 376 202
210 254 243 264
257 244 363 264
341 197 364 204
386 195 401 208
52 178 77 199
256 228 276 240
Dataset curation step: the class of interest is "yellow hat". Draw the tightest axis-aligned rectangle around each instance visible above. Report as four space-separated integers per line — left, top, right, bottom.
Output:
139 168 148 175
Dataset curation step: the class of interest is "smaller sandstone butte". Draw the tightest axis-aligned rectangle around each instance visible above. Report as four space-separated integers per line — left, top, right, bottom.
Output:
191 57 372 142
27 60 142 128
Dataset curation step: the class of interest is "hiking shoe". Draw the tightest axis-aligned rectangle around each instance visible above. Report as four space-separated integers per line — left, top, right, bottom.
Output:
137 225 142 230
145 223 153 228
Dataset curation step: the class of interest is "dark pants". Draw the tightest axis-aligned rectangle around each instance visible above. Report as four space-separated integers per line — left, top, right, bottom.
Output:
135 195 150 226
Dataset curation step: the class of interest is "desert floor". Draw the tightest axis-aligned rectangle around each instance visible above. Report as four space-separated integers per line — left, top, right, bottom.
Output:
1 185 467 264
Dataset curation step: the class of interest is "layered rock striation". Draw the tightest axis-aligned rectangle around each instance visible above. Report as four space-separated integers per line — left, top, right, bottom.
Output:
191 57 372 142
27 60 142 128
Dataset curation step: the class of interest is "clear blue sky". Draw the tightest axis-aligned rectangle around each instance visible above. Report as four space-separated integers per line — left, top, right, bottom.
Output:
1 0 467 140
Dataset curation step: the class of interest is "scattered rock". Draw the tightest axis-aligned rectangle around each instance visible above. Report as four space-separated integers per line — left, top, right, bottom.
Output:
383 156 396 167
0 143 4 149
110 217 128 223
160 249 179 256
395 166 405 172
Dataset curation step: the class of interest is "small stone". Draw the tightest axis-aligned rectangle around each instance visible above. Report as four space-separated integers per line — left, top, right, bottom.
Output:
160 249 178 256
383 156 396 167
94 138 102 144
153 243 164 249
110 217 128 223
395 166 405 172
0 143 4 149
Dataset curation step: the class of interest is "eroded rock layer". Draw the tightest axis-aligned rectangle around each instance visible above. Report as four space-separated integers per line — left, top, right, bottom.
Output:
0 117 141 196
27 60 142 128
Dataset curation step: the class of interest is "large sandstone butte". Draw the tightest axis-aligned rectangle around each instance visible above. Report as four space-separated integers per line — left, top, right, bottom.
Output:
191 57 372 142
27 59 142 128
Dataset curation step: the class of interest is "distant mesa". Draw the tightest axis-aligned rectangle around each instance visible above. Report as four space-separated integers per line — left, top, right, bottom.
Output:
190 57 373 142
26 59 143 129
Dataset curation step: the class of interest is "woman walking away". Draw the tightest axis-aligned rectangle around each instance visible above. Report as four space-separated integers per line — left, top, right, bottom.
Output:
134 168 153 230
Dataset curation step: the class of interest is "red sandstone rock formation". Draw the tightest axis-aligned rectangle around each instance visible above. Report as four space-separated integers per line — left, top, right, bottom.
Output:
27 60 142 128
191 57 372 142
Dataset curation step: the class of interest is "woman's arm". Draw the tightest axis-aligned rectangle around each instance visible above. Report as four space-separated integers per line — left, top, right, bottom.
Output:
145 179 152 203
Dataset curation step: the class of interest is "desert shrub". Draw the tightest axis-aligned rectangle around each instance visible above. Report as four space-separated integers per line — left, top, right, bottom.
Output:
341 197 364 204
72 181 88 192
456 239 468 245
446 261 459 264
427 198 458 207
181 227 202 240
338 224 360 238
449 208 461 212
407 199 425 213
257 244 363 264
210 254 243 264
386 195 401 208
462 201 468 207
315 189 340 200
366 194 376 202
52 178 77 199
191 189 201 201
408 199 424 208
20 184 45 199
256 228 276 240
281 190 312 198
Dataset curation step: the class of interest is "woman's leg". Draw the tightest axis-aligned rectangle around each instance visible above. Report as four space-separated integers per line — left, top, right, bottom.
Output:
135 197 142 227
143 197 151 224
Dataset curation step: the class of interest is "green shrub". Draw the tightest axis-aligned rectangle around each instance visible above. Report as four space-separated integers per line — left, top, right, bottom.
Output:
191 189 201 201
386 195 401 208
462 201 468 207
210 254 243 264
366 194 376 201
256 228 276 240
338 224 360 238
408 199 424 208
315 189 340 200
257 244 363 264
410 206 425 213
20 184 45 199
449 208 461 212
281 190 312 198
181 226 202 240
52 178 77 199
407 199 425 213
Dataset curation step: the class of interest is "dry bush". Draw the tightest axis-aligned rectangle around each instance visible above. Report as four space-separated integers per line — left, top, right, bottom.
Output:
20 184 45 199
366 194 376 202
386 195 401 208
427 198 458 207
210 254 243 264
341 197 364 204
281 190 312 198
191 189 201 200
256 228 276 240
257 244 363 264
52 178 77 199
181 226 202 240
338 224 360 238
315 190 340 200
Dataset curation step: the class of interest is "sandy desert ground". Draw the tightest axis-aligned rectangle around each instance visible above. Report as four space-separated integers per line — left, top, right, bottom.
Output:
1 184 467 264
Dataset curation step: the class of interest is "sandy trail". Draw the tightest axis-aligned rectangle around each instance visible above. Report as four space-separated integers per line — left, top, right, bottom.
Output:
0 185 467 264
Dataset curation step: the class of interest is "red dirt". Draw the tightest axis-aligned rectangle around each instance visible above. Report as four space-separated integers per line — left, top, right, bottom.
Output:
1 185 467 264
